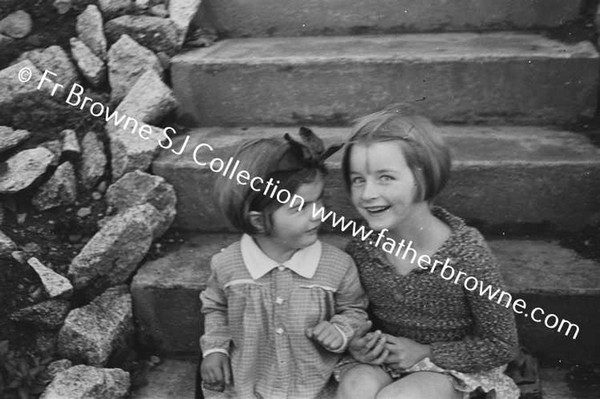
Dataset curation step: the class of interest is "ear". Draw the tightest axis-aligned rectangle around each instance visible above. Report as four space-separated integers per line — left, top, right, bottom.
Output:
248 211 267 234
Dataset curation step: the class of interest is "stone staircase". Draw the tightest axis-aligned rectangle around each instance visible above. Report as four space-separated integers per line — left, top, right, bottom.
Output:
132 1 600 397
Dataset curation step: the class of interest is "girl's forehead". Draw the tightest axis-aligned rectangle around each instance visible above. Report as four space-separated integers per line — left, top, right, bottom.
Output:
350 142 405 172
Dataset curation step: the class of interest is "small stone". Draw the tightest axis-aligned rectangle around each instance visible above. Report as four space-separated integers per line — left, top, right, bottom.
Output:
0 33 14 46
77 5 107 60
68 233 82 243
28 257 73 299
92 191 102 201
61 129 80 157
11 251 26 264
169 0 201 45
149 4 168 17
0 10 32 39
23 242 41 255
97 181 107 194
0 147 54 194
32 162 78 211
68 206 153 290
0 229 17 257
17 213 27 224
70 38 106 88
0 126 31 155
0 61 47 108
39 140 62 166
10 299 71 330
16 46 79 90
77 207 92 218
46 359 72 380
98 0 133 19
135 0 151 10
79 131 107 190
58 286 133 366
53 0 72 14
107 34 163 102
40 365 130 399
105 15 180 55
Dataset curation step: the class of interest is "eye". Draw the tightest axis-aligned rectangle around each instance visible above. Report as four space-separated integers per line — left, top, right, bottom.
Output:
350 176 365 185
379 174 394 182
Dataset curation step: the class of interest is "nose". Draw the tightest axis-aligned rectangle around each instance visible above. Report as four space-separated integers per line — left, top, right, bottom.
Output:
360 179 379 201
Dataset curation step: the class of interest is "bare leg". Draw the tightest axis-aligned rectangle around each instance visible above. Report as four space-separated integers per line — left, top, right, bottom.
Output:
375 371 463 399
335 364 393 399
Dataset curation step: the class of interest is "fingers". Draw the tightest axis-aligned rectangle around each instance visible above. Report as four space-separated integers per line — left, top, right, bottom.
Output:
353 320 372 338
222 359 232 386
203 364 223 384
364 330 384 351
371 348 389 365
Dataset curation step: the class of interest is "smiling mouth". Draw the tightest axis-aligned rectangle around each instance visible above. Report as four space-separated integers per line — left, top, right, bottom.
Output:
364 205 390 216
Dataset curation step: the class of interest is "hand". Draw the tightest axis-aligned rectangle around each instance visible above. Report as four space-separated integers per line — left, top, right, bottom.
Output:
306 321 344 352
383 334 431 370
200 352 232 390
348 321 389 365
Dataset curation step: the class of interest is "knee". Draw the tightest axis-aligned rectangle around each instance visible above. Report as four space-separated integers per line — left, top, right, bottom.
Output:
376 385 418 399
336 365 386 399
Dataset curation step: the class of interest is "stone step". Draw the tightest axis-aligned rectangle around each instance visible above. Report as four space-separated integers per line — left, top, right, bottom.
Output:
171 33 599 126
131 234 600 363
152 126 600 233
194 0 585 37
130 359 597 399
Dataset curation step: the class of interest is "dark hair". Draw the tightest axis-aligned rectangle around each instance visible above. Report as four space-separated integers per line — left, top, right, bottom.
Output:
341 108 451 202
215 136 327 235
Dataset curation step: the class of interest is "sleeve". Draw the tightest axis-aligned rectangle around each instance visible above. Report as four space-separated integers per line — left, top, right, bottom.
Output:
329 255 369 353
199 258 232 357
429 240 519 373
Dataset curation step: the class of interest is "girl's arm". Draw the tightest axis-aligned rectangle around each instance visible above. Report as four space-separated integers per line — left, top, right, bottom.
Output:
329 257 370 352
199 260 231 356
428 240 519 373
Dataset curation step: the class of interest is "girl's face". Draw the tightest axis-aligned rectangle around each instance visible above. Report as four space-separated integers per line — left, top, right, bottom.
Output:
349 142 418 232
268 175 325 251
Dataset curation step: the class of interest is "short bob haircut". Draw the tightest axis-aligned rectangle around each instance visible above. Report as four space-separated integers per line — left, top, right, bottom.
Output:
215 136 326 235
341 107 451 203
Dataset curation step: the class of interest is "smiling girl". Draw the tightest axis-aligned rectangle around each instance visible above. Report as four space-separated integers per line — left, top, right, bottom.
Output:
199 129 368 399
335 109 520 399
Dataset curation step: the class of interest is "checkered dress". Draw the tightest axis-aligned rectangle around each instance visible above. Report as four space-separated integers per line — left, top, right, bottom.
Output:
200 240 368 399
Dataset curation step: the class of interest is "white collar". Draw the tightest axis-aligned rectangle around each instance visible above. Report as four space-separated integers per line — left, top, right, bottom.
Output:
240 234 322 280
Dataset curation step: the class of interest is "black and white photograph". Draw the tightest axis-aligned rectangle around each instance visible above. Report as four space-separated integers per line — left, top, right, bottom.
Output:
0 0 599 398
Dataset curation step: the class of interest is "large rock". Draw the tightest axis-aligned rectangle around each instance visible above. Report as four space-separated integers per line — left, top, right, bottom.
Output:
39 140 62 166
40 365 130 398
58 286 133 367
169 0 201 44
46 359 73 380
105 15 180 54
16 46 78 90
109 126 161 181
0 60 46 107
110 69 177 127
106 170 176 238
0 147 54 194
28 257 73 299
0 126 31 155
0 10 32 39
70 38 106 88
79 131 106 190
32 162 78 211
98 0 133 19
77 5 107 60
10 299 71 330
68 206 153 290
0 229 17 257
107 34 163 102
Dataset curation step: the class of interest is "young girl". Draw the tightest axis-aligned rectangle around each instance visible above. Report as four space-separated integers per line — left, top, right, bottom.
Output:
200 128 368 399
335 108 520 399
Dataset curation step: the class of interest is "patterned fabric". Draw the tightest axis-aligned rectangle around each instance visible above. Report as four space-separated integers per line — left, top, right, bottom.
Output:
200 239 368 399
344 207 520 398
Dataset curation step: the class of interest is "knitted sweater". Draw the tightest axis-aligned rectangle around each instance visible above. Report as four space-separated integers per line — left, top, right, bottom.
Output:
346 207 519 373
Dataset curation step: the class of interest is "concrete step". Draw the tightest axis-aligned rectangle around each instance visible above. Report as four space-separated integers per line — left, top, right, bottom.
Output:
152 126 600 233
194 0 585 38
171 33 598 126
130 359 598 399
131 234 600 363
